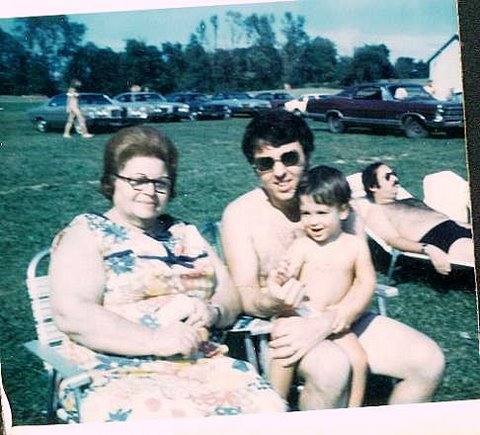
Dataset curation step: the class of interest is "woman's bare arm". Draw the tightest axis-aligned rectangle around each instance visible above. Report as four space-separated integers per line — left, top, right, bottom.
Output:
50 223 200 357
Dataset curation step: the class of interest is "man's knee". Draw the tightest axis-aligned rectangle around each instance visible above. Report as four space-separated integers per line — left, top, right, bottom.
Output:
408 338 445 384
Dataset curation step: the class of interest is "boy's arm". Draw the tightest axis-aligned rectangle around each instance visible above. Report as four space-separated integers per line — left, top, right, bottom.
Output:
327 237 376 333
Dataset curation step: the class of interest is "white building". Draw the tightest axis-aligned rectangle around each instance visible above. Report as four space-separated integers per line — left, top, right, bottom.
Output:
427 34 462 100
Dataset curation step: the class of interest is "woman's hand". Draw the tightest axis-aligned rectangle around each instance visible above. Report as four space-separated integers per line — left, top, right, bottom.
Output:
269 315 333 367
184 299 219 328
150 322 203 358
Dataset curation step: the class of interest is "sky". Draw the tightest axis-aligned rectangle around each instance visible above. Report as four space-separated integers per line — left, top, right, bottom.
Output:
0 0 459 62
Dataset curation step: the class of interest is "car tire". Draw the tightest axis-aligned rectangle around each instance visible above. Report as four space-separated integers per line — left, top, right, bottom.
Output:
403 117 428 138
327 114 345 133
35 119 48 133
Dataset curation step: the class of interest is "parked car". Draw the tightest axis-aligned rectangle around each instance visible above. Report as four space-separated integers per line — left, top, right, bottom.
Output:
27 93 146 133
254 92 293 109
306 82 464 138
113 92 190 122
166 92 231 120
284 93 329 116
210 92 272 116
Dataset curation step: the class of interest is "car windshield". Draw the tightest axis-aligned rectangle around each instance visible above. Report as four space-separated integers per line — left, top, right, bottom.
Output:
79 94 112 105
388 85 433 100
139 93 166 102
227 93 250 99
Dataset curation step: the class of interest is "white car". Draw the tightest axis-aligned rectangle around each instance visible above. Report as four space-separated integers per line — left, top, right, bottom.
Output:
284 93 328 116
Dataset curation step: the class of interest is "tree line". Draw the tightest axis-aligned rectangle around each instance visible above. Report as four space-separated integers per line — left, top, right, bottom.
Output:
0 13 429 96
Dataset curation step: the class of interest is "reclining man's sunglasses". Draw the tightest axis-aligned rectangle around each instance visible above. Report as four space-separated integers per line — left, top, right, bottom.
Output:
253 150 302 172
385 171 398 181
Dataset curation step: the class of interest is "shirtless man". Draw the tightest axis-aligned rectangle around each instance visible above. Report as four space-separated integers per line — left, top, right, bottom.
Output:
360 162 473 275
221 111 444 409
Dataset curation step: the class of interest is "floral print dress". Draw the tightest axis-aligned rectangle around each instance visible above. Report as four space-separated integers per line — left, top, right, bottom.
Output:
52 213 285 422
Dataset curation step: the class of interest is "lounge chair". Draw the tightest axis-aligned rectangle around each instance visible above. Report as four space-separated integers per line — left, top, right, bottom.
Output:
347 172 474 284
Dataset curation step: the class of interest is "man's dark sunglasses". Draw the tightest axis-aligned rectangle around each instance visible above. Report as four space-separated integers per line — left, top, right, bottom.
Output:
253 150 302 172
385 171 398 181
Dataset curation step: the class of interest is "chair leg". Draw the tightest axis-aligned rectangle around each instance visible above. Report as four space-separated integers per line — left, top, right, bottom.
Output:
46 369 59 423
386 250 401 284
257 335 270 378
244 335 259 372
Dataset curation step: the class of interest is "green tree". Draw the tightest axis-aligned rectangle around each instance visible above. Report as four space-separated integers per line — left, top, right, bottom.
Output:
344 44 395 85
183 34 212 91
64 43 121 95
161 42 187 93
280 12 309 86
210 15 219 51
297 36 337 86
13 16 86 89
226 11 244 48
243 14 282 89
0 27 30 94
395 57 415 78
118 39 169 92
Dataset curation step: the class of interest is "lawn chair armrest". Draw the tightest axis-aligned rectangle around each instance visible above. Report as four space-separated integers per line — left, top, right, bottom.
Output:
24 340 92 388
374 284 399 298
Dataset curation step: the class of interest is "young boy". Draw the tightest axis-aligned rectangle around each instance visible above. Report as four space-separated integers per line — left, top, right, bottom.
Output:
63 79 93 138
268 165 376 407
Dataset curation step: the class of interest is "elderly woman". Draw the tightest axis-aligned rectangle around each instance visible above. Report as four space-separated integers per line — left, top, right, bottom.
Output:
50 126 285 422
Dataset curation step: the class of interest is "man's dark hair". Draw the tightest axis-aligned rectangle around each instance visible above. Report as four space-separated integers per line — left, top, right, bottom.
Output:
298 165 351 207
362 162 384 200
241 110 314 164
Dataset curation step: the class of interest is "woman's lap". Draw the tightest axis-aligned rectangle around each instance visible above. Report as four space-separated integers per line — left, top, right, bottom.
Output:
59 355 286 422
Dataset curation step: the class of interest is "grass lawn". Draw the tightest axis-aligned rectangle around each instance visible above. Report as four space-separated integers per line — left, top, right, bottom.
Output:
0 96 478 426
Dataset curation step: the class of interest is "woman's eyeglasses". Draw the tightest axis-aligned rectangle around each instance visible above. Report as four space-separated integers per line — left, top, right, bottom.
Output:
114 174 171 194
253 150 302 172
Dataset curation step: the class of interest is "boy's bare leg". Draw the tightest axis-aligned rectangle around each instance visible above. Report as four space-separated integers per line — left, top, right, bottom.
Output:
333 332 368 407
63 112 74 137
358 316 445 404
269 358 295 399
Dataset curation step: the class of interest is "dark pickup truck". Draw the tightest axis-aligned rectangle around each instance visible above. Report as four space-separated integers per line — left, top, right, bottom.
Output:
306 82 464 138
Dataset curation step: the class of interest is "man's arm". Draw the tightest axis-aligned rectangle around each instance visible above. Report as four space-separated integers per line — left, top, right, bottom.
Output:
364 204 451 275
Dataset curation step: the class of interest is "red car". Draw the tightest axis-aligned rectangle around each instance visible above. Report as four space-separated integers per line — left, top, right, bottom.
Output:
306 82 464 138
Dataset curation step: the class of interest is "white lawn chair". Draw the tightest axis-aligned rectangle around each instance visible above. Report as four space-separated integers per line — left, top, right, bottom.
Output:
423 170 470 224
24 248 92 423
347 172 474 284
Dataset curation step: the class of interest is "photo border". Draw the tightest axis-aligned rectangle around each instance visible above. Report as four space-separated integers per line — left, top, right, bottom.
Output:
1 1 478 433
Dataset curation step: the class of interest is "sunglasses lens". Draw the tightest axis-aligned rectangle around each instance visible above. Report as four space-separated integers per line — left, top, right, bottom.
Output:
254 157 274 172
253 150 301 172
281 150 300 166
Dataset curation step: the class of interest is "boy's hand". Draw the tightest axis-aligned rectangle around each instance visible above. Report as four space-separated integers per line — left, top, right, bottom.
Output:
266 278 305 314
325 303 353 334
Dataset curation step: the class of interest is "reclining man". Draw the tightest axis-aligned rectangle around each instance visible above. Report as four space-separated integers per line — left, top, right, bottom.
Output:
359 162 474 275
221 111 444 409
